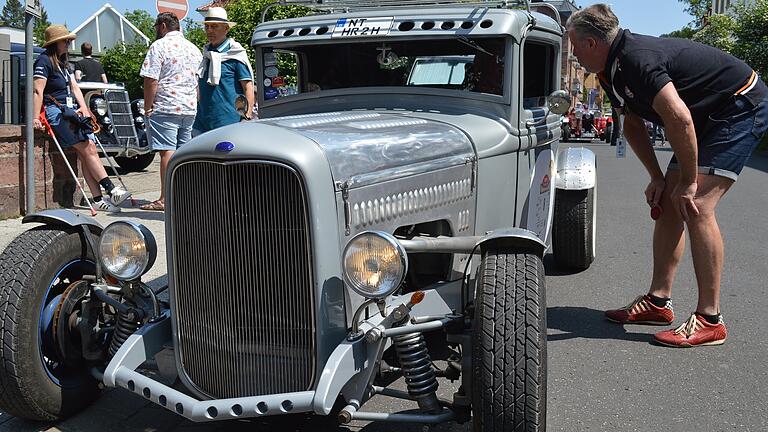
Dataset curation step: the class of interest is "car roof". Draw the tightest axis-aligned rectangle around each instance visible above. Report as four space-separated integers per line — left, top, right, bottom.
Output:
251 7 561 47
10 42 45 54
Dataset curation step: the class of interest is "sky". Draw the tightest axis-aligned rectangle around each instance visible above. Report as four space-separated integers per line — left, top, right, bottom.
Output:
42 0 695 37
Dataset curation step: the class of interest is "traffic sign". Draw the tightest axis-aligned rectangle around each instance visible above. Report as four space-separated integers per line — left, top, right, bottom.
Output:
25 0 42 18
156 0 189 21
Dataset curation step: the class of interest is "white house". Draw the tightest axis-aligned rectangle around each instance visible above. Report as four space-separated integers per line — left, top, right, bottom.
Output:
70 3 150 54
712 0 756 14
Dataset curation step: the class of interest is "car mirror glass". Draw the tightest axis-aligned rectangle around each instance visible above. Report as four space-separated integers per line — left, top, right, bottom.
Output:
547 90 571 115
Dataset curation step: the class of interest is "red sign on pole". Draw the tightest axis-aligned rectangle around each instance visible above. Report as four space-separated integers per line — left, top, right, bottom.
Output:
156 0 189 21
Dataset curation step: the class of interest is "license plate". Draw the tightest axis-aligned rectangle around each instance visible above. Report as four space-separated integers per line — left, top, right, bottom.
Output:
332 17 393 38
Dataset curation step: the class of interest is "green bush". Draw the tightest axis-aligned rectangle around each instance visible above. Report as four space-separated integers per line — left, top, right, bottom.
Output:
101 42 149 99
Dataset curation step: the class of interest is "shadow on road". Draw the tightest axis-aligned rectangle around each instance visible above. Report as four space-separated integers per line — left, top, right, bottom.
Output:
543 254 588 276
547 306 653 343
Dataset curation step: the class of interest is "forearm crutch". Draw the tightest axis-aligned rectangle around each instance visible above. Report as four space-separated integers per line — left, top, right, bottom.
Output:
91 134 136 206
39 112 98 217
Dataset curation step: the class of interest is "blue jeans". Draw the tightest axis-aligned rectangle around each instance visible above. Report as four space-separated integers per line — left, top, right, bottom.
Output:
147 112 195 151
668 92 768 181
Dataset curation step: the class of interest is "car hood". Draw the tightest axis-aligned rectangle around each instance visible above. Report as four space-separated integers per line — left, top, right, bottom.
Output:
259 111 475 189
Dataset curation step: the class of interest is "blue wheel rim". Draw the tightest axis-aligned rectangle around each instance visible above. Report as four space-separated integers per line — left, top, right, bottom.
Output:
37 259 95 386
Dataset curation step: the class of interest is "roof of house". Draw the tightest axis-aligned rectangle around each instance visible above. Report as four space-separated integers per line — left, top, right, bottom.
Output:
70 3 150 53
196 0 234 12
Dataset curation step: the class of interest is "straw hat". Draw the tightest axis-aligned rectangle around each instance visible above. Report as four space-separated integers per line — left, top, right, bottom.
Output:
199 7 236 28
42 24 76 47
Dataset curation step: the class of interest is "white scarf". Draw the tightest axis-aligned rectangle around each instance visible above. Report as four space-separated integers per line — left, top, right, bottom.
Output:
198 38 254 86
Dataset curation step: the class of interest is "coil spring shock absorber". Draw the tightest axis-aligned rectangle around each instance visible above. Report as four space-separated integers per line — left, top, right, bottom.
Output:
108 310 142 357
392 332 441 413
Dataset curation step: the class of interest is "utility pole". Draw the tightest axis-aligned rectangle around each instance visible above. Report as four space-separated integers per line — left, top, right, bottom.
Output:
24 0 41 215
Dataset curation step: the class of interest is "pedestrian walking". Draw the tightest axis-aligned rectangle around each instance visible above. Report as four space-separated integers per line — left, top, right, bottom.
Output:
32 25 131 212
192 7 255 136
567 4 768 347
139 12 203 211
74 42 108 83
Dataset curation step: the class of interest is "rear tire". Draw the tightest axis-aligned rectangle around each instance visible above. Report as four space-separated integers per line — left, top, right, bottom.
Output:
471 250 547 432
0 227 100 421
553 187 596 270
115 152 155 172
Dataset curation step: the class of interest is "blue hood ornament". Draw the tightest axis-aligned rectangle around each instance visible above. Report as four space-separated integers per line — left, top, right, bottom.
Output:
215 141 235 153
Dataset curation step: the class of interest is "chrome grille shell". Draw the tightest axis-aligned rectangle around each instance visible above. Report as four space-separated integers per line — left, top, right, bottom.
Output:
167 160 316 399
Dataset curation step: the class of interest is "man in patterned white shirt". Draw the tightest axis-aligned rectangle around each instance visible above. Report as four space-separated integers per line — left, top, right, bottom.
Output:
139 12 203 211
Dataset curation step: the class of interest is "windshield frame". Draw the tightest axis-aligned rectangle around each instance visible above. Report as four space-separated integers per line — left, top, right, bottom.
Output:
254 36 514 109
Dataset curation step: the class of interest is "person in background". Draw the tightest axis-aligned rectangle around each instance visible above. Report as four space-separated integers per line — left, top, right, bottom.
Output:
568 4 768 347
139 12 203 211
32 25 130 212
193 7 254 135
74 42 108 83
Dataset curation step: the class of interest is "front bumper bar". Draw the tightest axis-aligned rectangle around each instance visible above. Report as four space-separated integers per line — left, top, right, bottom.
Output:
101 312 364 422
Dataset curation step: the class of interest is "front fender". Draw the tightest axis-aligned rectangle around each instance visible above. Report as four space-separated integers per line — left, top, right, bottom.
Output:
22 209 103 233
555 147 596 190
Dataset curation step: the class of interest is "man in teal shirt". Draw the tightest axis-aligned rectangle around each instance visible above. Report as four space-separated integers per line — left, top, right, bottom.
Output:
193 7 255 135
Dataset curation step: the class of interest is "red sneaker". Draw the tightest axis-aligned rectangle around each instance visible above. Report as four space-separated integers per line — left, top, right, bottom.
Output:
605 294 674 325
654 313 727 348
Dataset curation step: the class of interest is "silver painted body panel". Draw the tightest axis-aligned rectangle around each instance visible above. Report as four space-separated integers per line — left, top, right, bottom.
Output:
22 209 103 231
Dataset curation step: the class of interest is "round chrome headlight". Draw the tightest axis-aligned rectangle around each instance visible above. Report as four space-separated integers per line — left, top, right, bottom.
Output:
98 221 157 281
91 98 108 117
342 231 407 299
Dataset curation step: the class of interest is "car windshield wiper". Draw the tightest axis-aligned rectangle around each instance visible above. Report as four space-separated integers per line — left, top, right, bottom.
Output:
457 36 501 63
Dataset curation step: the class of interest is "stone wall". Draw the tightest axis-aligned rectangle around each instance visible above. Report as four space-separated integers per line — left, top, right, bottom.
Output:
0 125 83 220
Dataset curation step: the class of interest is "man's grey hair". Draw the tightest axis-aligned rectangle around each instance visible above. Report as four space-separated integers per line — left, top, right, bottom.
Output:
566 4 620 44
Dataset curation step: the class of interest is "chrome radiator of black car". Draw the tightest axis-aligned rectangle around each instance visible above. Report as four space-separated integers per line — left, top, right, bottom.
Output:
168 160 316 399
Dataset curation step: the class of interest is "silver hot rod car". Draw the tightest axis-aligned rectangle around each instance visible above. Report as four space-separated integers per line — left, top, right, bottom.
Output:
0 1 597 431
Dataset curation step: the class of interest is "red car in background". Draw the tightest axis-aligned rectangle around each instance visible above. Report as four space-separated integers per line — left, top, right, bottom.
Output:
562 109 613 142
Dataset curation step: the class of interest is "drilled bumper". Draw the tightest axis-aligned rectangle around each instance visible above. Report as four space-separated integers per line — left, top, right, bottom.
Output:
101 312 367 422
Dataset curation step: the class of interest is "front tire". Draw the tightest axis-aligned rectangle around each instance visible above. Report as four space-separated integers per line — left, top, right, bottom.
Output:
115 152 155 172
553 187 596 270
0 227 101 421
472 250 547 432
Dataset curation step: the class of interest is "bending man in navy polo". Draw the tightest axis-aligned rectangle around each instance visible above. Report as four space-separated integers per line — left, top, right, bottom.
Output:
567 4 768 347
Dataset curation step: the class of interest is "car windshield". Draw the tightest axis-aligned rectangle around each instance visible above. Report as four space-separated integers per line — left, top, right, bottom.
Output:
261 37 507 101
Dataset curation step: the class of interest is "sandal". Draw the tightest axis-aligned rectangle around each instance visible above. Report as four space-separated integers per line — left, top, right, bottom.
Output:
140 200 165 211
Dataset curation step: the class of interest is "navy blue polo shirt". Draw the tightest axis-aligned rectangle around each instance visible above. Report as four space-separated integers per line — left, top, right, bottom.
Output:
33 53 71 105
599 29 767 135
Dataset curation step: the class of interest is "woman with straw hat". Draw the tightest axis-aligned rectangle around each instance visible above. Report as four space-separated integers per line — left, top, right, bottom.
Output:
32 24 131 212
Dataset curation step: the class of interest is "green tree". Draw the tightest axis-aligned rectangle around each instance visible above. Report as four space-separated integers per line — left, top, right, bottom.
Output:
661 26 696 39
124 9 155 41
101 42 149 99
692 13 736 53
676 0 710 27
183 17 207 49
223 0 312 84
730 0 768 80
32 5 50 45
0 0 24 28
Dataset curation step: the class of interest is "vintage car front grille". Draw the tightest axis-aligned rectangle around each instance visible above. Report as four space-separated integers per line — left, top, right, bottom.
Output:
169 160 316 399
104 90 139 147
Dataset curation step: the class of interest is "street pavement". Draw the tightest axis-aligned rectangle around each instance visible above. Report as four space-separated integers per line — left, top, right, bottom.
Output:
0 144 767 431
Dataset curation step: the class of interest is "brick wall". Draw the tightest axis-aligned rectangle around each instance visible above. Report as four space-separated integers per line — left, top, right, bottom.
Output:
0 125 83 220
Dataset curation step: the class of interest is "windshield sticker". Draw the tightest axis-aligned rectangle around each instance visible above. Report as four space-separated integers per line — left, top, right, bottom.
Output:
271 76 285 87
264 52 277 66
265 66 279 78
263 78 272 87
264 87 279 100
332 17 393 38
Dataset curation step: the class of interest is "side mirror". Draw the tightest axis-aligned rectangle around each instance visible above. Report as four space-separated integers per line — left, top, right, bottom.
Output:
234 94 250 119
547 90 571 115
526 90 573 127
